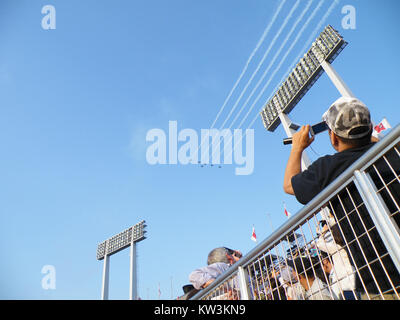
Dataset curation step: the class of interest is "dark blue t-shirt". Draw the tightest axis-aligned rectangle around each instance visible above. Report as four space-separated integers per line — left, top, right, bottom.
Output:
291 143 375 205
292 142 400 294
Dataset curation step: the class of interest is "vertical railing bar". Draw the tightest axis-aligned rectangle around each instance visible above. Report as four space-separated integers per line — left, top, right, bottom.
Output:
270 245 280 300
267 254 277 300
305 217 323 298
277 240 290 299
371 162 400 215
257 258 266 300
382 154 400 185
339 186 385 297
281 235 298 299
280 238 296 299
247 263 256 300
328 195 371 298
315 206 355 299
346 181 393 299
308 214 339 299
304 219 334 299
256 262 263 299
288 238 304 300
257 256 267 299
354 170 400 299
296 223 316 298
246 265 253 299
394 145 400 158
268 247 277 300
248 263 257 299
237 266 250 300
261 256 269 300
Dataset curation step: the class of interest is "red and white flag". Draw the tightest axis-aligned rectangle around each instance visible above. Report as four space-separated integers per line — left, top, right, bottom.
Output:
284 203 291 218
251 226 257 242
373 118 391 136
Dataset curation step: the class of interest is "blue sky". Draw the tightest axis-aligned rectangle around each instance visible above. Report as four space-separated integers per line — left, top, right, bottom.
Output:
0 0 399 299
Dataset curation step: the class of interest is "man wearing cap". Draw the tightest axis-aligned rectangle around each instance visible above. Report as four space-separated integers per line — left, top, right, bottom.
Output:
283 96 374 204
283 97 400 300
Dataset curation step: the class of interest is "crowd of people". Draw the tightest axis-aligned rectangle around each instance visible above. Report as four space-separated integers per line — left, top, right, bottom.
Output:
181 97 400 300
248 214 359 300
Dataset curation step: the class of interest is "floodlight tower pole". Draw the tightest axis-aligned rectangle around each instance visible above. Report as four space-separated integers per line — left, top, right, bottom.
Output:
101 241 110 300
129 241 137 300
97 220 146 300
320 60 355 98
279 112 311 170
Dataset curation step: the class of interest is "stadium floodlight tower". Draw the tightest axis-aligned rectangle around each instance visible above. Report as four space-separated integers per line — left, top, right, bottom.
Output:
260 25 354 170
96 220 147 300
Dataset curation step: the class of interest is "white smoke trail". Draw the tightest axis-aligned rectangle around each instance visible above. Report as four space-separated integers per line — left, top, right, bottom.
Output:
218 0 301 130
195 0 287 162
227 0 340 161
210 0 314 161
245 0 340 130
236 0 325 129
209 0 288 130
228 0 314 129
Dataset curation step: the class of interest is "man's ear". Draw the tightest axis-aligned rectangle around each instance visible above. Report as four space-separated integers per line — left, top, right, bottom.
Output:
330 131 340 151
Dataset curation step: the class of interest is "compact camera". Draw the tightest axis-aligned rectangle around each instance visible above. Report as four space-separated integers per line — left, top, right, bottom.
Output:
283 121 328 145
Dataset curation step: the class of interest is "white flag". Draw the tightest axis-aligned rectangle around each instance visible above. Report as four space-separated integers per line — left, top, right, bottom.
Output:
251 226 257 242
373 118 391 138
284 203 291 218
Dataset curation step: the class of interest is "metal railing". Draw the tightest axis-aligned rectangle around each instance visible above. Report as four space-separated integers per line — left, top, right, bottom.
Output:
191 124 400 300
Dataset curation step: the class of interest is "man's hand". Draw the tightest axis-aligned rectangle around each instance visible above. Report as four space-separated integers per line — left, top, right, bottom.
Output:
283 125 314 195
226 250 242 265
202 279 215 289
291 125 315 151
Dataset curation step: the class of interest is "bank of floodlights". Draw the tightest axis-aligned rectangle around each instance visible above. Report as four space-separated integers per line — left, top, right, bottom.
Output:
260 25 347 132
96 220 147 260
97 220 147 300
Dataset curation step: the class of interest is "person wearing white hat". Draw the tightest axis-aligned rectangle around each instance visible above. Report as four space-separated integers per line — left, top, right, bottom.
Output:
283 96 400 300
283 96 373 204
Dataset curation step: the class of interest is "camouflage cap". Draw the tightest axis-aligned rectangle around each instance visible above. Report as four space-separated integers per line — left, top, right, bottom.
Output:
322 97 372 139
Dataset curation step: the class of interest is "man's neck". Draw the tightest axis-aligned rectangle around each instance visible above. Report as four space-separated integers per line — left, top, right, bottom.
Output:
337 144 354 152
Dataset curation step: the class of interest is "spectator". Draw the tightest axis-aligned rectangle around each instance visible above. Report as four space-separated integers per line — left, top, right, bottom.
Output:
287 256 337 300
315 218 358 300
189 247 242 291
279 265 305 300
265 263 287 300
207 247 242 265
177 284 199 300
283 96 400 299
189 262 231 290
283 96 374 204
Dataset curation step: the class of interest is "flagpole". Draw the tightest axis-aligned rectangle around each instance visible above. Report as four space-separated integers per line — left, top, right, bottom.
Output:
170 276 173 300
266 212 274 233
